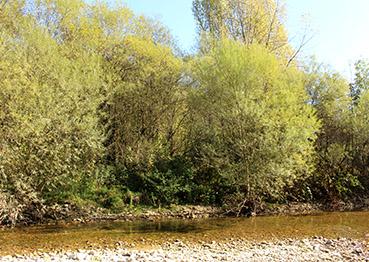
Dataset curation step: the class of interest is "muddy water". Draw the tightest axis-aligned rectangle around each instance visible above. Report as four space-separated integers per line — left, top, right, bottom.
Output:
0 211 368 255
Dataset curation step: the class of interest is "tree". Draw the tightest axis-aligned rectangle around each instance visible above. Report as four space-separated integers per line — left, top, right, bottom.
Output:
0 2 104 201
303 61 356 200
350 59 369 105
22 0 177 65
104 36 186 170
187 40 319 208
192 0 292 60
348 61 369 196
0 0 186 223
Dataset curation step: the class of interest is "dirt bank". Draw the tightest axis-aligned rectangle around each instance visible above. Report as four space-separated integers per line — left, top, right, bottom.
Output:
2 198 369 228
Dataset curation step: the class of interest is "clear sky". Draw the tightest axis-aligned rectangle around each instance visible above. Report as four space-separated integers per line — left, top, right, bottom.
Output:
106 0 369 80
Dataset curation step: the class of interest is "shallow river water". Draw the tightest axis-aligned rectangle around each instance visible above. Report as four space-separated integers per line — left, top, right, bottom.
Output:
0 211 368 255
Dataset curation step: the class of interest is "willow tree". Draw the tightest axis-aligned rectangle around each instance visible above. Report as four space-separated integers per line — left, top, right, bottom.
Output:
25 0 175 53
187 40 319 207
0 1 105 206
192 0 292 60
0 0 185 222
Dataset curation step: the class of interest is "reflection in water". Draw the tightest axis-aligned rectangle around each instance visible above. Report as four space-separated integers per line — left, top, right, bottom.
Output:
28 220 205 234
93 221 201 234
0 211 368 255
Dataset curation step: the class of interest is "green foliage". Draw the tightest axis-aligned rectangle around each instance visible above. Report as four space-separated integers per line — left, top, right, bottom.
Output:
104 36 186 170
0 2 104 201
349 82 369 194
109 157 196 207
93 186 124 210
2 0 369 225
0 0 183 219
350 60 369 103
187 40 319 203
192 0 292 60
303 60 368 200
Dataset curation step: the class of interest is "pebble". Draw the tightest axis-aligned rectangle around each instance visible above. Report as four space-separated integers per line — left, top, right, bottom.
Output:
0 237 368 261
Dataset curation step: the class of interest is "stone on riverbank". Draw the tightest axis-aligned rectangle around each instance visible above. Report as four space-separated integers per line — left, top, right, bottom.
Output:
1 237 368 261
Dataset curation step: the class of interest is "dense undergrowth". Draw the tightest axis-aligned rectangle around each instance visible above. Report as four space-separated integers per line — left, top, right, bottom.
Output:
1 0 369 226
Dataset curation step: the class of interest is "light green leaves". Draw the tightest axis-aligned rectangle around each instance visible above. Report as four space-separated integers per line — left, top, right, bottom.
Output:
188 39 319 201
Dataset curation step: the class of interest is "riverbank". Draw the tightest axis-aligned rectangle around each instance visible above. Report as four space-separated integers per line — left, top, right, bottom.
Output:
2 198 369 228
36 198 369 225
1 237 368 261
29 204 224 226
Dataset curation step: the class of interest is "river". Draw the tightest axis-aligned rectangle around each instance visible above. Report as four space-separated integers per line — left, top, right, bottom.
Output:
0 211 368 256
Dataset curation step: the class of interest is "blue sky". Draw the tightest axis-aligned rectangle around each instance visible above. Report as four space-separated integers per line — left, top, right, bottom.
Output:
105 0 369 79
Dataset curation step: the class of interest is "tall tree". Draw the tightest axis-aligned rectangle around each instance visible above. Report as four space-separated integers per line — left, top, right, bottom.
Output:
350 59 369 104
187 40 319 207
192 0 292 59
349 60 369 195
0 1 105 200
0 0 181 222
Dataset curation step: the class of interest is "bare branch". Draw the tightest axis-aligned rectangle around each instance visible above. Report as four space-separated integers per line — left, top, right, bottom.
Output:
286 29 314 67
265 0 279 47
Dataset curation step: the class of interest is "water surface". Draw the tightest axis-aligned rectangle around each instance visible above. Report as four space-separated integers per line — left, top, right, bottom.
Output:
0 211 368 255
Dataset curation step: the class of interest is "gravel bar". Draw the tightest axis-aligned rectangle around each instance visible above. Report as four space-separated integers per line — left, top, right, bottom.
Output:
1 237 368 261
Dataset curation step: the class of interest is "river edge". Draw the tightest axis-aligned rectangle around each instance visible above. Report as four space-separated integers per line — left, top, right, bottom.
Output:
1 237 368 261
2 198 369 228
1 208 369 259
